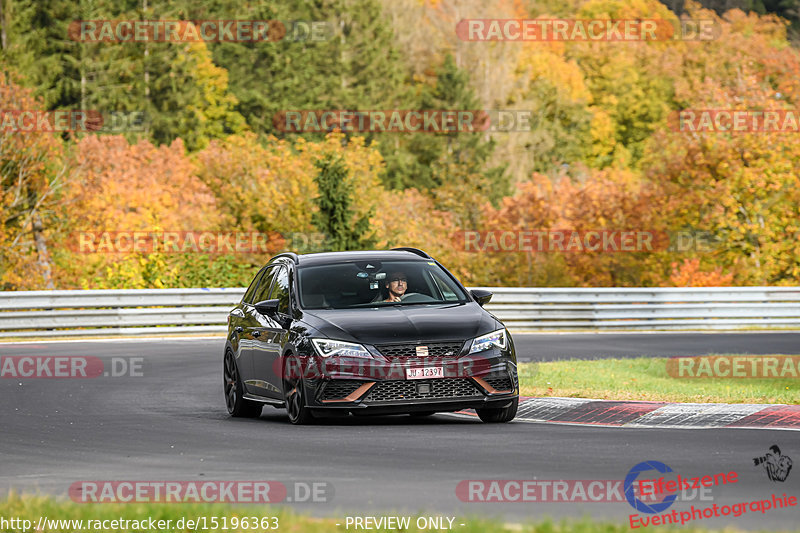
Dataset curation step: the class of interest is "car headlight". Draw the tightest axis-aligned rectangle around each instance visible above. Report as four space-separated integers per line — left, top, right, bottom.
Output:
469 329 507 354
312 339 372 358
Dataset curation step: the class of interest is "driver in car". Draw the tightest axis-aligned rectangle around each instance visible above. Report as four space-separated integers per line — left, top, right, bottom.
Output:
384 271 407 302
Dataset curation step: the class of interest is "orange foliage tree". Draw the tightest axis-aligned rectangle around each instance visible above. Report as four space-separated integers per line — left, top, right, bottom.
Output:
0 71 66 289
644 7 800 285
670 258 734 287
53 136 224 288
467 170 670 287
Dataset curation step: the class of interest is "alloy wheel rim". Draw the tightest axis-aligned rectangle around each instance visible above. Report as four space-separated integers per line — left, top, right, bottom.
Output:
224 353 237 412
285 373 301 421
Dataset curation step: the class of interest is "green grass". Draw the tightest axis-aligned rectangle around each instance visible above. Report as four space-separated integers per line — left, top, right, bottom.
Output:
0 494 785 533
517 356 800 404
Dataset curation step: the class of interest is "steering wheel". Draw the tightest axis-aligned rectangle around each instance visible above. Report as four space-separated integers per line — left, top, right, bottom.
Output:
400 292 436 303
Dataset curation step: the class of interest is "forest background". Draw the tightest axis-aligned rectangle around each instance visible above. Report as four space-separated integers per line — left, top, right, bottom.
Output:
2 0 800 290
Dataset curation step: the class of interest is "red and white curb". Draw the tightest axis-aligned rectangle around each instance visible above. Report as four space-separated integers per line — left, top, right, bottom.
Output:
454 397 800 430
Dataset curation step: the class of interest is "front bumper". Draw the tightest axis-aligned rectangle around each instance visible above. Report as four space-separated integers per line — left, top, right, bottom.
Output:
301 346 518 415
310 396 517 416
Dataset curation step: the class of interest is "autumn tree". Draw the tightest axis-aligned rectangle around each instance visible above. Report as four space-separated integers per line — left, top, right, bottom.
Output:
472 169 670 287
54 135 224 288
643 5 800 285
670 258 734 286
0 70 65 289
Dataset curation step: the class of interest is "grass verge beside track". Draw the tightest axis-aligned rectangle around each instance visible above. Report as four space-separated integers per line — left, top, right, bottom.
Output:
0 494 768 533
517 356 799 404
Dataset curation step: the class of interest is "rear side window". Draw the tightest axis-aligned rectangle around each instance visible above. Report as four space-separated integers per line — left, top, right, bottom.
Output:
270 267 291 315
252 266 278 304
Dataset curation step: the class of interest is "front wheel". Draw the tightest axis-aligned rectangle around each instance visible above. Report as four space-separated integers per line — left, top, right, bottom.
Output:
224 351 262 418
476 397 518 423
283 357 314 425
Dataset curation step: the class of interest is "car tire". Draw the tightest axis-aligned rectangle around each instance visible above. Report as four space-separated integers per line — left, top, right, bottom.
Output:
476 397 518 423
283 356 315 425
224 351 262 418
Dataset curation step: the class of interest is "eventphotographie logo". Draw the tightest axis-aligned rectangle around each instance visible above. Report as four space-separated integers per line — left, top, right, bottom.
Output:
754 445 793 482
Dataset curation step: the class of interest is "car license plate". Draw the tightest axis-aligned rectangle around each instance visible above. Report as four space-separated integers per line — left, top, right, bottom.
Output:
406 366 444 379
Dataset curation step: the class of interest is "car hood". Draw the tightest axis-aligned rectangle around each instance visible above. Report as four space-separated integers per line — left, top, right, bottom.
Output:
299 303 498 346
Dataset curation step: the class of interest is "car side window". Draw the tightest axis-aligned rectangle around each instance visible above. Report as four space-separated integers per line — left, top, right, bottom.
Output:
252 266 278 305
428 270 459 301
242 268 266 305
270 266 291 315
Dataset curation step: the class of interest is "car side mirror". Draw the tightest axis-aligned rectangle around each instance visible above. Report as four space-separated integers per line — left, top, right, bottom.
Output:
470 289 492 307
254 299 280 315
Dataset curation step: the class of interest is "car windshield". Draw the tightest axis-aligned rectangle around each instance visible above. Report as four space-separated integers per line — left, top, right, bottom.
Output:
297 260 468 309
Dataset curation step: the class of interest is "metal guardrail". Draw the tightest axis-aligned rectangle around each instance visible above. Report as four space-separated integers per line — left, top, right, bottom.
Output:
479 287 800 330
0 287 799 337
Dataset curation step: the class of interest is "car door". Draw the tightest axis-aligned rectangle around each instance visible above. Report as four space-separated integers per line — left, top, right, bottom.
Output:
251 265 292 399
241 266 278 390
230 267 266 384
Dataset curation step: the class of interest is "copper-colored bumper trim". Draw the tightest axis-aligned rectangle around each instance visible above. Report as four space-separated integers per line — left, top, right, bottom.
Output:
321 382 376 403
473 376 513 394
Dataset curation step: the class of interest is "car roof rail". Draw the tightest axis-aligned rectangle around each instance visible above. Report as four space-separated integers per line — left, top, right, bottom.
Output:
391 247 432 259
272 252 299 264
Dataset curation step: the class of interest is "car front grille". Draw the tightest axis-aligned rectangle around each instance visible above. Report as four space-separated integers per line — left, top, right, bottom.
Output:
375 341 465 359
363 378 481 403
320 380 365 401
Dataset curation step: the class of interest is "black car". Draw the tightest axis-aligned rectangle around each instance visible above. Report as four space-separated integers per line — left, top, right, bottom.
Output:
223 248 518 424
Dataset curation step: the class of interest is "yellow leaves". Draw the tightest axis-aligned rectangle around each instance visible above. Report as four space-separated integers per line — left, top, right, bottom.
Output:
516 45 590 103
193 132 386 243
169 40 246 150
589 108 616 162
577 0 676 20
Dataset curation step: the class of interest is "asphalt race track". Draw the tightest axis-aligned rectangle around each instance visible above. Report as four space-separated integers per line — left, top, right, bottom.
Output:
1 336 798 530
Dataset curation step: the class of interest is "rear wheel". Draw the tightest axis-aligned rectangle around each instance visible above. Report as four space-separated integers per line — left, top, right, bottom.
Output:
283 357 314 425
476 397 518 423
224 351 262 418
